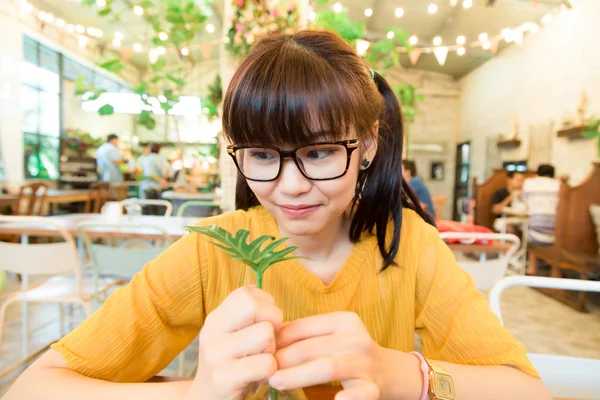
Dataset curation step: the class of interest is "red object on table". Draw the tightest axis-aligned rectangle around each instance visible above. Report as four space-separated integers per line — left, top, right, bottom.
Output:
436 220 494 244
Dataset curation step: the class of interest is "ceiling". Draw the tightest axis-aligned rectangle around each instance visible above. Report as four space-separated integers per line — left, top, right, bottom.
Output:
31 0 566 78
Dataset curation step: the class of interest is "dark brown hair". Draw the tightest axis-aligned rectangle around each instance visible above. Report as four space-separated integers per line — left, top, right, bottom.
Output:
402 159 417 177
222 30 433 270
149 142 161 154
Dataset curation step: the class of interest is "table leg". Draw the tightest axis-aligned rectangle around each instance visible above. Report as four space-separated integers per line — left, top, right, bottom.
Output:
20 234 29 358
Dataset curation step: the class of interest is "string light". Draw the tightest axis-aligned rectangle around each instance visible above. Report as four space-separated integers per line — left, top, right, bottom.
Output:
395 8 404 18
133 43 142 52
355 39 371 56
428 4 438 14
387 31 395 39
463 0 473 9
114 31 124 40
133 5 144 15
78 35 89 49
56 19 65 27
206 23 215 33
66 24 75 33
479 33 488 42
502 28 513 43
157 46 166 55
112 38 121 47
364 8 373 17
433 36 442 46
96 0 106 6
482 40 491 50
159 32 168 41
457 46 466 56
75 24 85 33
333 2 342 13
308 11 316 21
181 47 189 56
409 35 418 45
456 35 466 45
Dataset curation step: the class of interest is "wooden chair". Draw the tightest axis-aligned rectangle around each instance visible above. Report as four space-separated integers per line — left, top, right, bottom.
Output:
84 182 113 214
15 182 48 216
431 195 447 220
528 162 600 311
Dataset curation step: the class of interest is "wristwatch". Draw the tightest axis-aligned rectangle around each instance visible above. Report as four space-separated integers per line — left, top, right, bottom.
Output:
425 358 455 400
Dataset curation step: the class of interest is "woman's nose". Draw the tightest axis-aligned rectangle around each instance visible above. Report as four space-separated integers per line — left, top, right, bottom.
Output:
276 158 312 196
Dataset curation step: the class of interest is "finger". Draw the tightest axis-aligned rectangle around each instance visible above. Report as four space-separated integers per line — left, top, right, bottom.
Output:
202 321 276 366
213 353 277 396
276 334 372 369
269 355 368 391
277 312 365 348
335 380 380 400
203 288 283 336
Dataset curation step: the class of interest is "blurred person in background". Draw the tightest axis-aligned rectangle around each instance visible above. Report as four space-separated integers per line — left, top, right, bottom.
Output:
96 134 124 184
402 159 435 219
138 142 170 202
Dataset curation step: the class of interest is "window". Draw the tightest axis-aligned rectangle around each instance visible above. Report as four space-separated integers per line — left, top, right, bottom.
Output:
22 36 61 180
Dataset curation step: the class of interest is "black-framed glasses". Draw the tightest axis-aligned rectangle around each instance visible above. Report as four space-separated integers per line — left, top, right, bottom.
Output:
227 139 360 182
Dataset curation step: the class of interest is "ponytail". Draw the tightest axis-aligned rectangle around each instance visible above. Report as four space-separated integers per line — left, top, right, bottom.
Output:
349 71 435 271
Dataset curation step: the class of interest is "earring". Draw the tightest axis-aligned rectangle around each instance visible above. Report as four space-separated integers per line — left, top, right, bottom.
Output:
361 159 370 168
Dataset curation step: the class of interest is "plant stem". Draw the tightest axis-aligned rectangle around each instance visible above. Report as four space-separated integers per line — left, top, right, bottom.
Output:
255 273 278 400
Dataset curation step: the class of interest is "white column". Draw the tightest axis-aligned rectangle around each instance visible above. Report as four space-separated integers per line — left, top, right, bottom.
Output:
0 3 25 188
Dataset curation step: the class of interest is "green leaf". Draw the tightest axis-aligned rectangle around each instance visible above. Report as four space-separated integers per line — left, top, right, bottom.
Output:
151 58 167 72
152 37 163 46
314 10 365 43
371 39 396 54
166 73 186 87
98 7 112 16
98 59 124 73
582 130 599 138
138 110 156 130
416 94 425 102
74 75 90 95
98 104 114 116
134 82 148 95
88 89 107 101
160 101 172 112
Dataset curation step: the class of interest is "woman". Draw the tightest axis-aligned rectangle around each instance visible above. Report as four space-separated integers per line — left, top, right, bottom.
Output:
138 142 170 200
6 31 550 400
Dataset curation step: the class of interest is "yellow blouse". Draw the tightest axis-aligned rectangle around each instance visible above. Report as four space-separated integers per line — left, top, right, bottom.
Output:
51 206 537 382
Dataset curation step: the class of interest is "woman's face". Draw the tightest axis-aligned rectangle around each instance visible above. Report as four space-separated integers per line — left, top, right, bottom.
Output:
246 127 378 238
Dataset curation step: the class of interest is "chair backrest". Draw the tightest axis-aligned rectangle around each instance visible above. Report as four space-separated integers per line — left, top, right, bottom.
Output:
489 276 600 399
440 232 520 290
120 198 173 216
0 216 81 278
85 182 113 213
176 200 221 217
431 195 447 220
16 182 48 216
0 270 6 295
554 162 600 255
77 221 171 279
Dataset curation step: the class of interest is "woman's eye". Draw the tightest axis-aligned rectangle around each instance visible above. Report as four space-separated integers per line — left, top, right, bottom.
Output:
306 149 334 159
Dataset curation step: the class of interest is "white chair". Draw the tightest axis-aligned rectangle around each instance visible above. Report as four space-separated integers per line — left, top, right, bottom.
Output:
77 221 187 376
120 198 173 216
440 232 520 291
0 216 93 378
489 276 600 399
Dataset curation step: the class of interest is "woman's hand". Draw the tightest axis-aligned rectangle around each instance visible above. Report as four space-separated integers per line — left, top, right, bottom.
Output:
186 286 283 400
269 312 383 400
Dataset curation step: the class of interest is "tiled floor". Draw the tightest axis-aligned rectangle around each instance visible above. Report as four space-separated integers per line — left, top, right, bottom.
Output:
1 275 599 397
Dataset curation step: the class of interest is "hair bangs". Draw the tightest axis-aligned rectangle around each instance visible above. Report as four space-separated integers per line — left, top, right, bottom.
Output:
223 36 369 147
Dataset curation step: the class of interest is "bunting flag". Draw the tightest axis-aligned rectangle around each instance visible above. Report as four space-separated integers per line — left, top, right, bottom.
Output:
408 48 422 65
120 48 133 62
433 47 448 66
490 39 499 54
199 42 213 60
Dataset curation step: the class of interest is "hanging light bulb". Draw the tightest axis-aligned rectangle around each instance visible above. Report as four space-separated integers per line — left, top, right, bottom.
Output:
502 28 513 43
148 49 159 64
181 47 189 56
482 40 491 50
87 26 95 35
433 36 442 46
428 4 438 14
114 31 124 40
364 8 373 17
333 2 342 13
133 5 144 15
75 24 85 33
387 31 395 39
157 46 166 55
56 19 65 27
159 32 168 41
479 33 488 42
66 24 75 33
206 23 215 33
96 0 106 6
133 43 142 52
395 8 404 17
409 35 418 45
308 11 316 21
112 38 121 47
456 35 466 45
457 46 466 56
463 0 473 9
355 39 371 56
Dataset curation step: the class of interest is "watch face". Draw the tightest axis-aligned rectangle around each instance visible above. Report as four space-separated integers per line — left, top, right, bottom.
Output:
433 373 455 400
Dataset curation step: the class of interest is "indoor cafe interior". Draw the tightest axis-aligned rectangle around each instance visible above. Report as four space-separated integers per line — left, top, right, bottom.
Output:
0 0 599 399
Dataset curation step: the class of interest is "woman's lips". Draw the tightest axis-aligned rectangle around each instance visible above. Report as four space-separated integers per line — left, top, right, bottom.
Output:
278 204 320 217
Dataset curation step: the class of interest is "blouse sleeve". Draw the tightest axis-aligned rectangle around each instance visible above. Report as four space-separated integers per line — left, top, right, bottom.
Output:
51 231 205 383
414 223 539 378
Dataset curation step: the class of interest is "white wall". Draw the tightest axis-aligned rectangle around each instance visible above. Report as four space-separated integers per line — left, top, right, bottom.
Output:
460 0 599 185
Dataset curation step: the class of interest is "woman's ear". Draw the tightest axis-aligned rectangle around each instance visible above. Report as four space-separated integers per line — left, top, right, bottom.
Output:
359 121 379 170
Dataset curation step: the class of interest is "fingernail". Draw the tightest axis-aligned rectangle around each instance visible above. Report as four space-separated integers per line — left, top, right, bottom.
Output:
268 374 284 390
